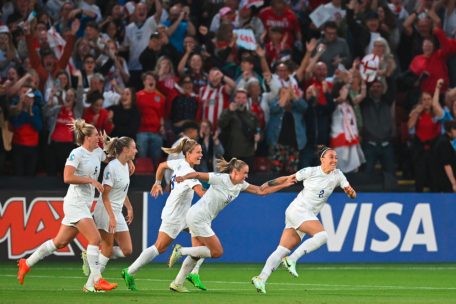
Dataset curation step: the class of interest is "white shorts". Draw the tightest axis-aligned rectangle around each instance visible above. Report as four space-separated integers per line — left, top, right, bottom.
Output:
285 202 319 240
186 207 214 238
159 220 187 239
93 202 129 233
61 200 93 227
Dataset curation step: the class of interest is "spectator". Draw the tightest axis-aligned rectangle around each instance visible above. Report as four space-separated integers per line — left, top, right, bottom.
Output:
108 87 140 140
199 67 235 127
170 75 201 135
431 120 456 192
43 70 84 175
177 52 207 93
163 4 196 54
234 54 262 90
330 83 365 173
135 71 166 168
433 79 456 149
196 119 224 172
139 31 180 75
361 78 396 176
154 56 179 117
218 88 260 168
9 86 42 176
82 90 113 134
266 87 307 174
315 21 351 77
123 1 163 88
98 39 130 91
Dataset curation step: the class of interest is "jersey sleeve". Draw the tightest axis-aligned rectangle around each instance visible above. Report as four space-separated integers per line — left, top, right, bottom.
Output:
167 159 180 171
102 164 115 188
296 167 312 182
97 147 106 162
186 178 202 190
65 149 80 168
337 170 350 188
241 181 250 191
208 172 226 185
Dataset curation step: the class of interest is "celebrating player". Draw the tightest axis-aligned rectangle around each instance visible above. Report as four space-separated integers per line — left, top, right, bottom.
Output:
121 137 208 291
167 157 295 292
82 135 137 277
251 145 357 294
17 119 118 292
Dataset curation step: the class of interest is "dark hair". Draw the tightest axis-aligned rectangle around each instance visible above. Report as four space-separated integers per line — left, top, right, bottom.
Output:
317 145 333 158
182 120 199 132
141 71 156 81
444 120 456 133
83 54 96 62
85 21 99 31
323 21 338 30
86 91 104 105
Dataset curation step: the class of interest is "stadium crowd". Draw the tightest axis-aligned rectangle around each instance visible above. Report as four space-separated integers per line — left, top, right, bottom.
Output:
1 0 456 192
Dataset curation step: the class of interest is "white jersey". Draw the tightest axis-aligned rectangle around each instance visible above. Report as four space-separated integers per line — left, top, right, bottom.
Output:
97 159 130 213
124 16 158 71
161 159 201 222
293 166 349 213
64 147 106 206
192 173 250 221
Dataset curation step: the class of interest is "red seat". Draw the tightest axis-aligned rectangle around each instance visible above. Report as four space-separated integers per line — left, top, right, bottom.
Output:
135 157 154 175
253 157 271 172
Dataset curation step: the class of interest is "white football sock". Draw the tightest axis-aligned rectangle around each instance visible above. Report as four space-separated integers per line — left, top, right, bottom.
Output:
127 245 159 275
85 245 101 288
180 246 211 258
174 256 198 286
191 258 204 274
99 254 110 273
259 245 290 281
288 231 328 262
26 240 57 267
110 246 125 259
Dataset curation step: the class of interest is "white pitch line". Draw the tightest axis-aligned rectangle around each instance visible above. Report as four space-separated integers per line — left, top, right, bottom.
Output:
1 274 456 291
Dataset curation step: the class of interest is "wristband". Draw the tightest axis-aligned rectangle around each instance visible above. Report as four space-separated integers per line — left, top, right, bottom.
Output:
154 180 162 185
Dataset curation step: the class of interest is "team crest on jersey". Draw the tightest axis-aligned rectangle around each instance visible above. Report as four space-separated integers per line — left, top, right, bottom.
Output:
105 171 110 180
69 153 75 161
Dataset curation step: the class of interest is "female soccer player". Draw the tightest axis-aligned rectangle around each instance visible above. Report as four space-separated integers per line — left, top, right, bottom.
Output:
91 135 137 275
121 137 208 291
167 158 295 292
251 145 357 294
17 119 118 292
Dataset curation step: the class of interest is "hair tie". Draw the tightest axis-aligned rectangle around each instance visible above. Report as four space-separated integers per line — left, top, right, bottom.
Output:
320 148 331 158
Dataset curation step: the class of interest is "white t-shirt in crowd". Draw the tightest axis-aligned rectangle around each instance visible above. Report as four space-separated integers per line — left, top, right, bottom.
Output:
124 16 158 71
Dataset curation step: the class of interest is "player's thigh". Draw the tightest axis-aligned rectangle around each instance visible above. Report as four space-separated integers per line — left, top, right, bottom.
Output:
191 236 204 247
279 228 302 250
298 220 325 236
53 224 79 248
76 218 101 245
114 231 132 256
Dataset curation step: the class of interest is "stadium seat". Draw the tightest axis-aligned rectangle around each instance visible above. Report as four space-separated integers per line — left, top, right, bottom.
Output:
253 157 271 172
135 157 154 175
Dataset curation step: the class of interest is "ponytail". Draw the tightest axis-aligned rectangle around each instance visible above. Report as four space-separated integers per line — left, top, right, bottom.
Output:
69 119 95 146
162 137 199 156
216 157 247 173
102 132 133 158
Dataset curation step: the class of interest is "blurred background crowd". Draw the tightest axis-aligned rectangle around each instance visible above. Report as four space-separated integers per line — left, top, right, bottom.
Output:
2 0 456 192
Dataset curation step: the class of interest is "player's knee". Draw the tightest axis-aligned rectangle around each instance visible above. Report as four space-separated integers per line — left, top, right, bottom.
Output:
123 247 133 257
211 247 224 258
53 240 67 249
88 235 101 246
155 243 168 254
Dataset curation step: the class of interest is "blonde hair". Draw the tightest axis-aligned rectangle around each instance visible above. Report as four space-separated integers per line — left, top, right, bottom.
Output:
216 157 247 173
102 133 134 158
162 137 199 157
69 119 96 146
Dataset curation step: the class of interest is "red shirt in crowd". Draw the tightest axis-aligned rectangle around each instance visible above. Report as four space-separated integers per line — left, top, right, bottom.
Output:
259 6 301 48
415 111 440 143
82 107 113 134
51 108 74 142
13 124 39 147
136 89 166 133
157 77 179 118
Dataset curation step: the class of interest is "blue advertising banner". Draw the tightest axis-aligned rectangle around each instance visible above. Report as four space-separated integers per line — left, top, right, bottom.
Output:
144 193 456 263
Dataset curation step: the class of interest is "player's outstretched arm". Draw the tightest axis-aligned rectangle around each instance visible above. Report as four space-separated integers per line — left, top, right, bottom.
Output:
246 175 296 196
260 174 297 190
150 161 171 198
175 172 210 183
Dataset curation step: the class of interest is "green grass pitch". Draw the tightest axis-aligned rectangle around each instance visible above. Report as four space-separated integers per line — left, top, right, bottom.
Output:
1 262 456 304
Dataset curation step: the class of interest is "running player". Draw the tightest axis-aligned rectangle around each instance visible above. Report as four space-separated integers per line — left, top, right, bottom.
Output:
167 158 295 292
88 135 137 276
121 137 207 291
17 119 118 292
251 145 357 294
